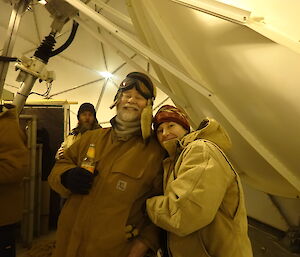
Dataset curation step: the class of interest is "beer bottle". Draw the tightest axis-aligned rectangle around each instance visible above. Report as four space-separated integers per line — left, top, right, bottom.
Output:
81 143 95 173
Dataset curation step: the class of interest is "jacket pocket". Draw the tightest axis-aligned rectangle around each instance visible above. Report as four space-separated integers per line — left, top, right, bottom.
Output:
111 158 146 179
107 162 148 203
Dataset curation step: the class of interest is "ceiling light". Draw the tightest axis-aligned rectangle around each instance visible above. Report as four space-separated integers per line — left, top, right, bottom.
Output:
99 71 113 78
38 0 48 5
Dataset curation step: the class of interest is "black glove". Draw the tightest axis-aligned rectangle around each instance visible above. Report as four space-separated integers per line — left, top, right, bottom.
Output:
61 167 95 194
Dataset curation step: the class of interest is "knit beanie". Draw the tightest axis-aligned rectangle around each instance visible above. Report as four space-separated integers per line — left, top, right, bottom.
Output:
153 105 190 133
77 103 96 120
110 72 156 140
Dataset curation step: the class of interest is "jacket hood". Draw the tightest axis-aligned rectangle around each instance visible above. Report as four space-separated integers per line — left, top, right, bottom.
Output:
181 118 232 151
162 118 232 157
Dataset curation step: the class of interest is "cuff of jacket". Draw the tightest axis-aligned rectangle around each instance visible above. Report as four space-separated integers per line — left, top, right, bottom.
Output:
48 164 75 198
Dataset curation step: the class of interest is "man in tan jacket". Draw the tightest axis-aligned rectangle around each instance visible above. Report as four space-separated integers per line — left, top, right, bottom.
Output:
48 72 165 257
0 104 28 257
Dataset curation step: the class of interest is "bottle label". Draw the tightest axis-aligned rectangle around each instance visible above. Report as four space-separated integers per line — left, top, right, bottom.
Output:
86 146 95 159
81 163 95 173
81 143 95 173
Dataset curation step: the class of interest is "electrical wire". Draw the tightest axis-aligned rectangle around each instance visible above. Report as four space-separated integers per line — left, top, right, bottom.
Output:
0 56 18 62
50 21 79 57
29 81 52 98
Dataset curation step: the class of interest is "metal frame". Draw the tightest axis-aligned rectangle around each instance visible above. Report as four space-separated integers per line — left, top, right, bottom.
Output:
171 0 300 54
32 4 42 42
35 143 43 237
170 0 251 24
64 0 213 99
91 0 133 28
18 102 71 244
246 19 300 55
19 114 37 247
95 79 108 112
153 97 171 111
0 0 31 99
64 102 71 139
74 17 187 108
49 78 105 98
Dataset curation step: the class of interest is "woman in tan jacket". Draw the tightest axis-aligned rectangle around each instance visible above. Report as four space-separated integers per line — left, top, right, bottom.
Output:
146 105 253 257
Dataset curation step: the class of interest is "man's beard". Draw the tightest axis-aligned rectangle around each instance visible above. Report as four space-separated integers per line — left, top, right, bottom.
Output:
117 106 141 122
78 122 93 134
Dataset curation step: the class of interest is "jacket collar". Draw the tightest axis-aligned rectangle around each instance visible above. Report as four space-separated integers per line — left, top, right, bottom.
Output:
180 118 232 151
162 118 232 158
110 116 142 141
162 138 185 160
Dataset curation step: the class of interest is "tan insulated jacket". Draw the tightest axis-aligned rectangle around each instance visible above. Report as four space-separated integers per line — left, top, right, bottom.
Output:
147 119 253 257
48 127 165 257
0 106 28 226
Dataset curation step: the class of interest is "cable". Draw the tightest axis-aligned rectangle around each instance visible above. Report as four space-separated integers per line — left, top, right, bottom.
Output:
50 21 79 57
34 33 56 63
0 56 18 62
29 81 52 98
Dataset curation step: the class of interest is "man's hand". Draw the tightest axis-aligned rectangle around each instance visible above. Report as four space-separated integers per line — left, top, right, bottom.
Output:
127 239 149 257
56 147 64 159
60 167 94 194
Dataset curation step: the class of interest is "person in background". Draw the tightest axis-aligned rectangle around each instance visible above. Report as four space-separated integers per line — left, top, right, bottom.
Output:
146 105 253 257
0 104 28 257
48 72 165 257
55 102 100 160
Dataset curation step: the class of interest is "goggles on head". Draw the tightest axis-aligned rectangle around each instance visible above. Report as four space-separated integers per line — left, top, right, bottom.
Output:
110 74 155 109
119 77 153 100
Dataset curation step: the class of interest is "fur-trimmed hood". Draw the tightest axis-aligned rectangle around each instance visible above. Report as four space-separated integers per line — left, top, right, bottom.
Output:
163 118 232 158
181 118 232 151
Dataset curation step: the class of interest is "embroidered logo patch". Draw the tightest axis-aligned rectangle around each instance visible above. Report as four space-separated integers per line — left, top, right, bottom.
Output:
116 180 127 191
